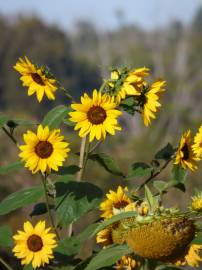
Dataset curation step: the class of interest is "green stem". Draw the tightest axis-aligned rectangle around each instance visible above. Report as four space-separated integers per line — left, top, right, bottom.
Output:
41 173 60 241
2 127 18 146
58 82 74 102
0 257 14 270
68 137 90 237
138 159 172 191
89 140 102 154
99 81 106 92
76 136 89 181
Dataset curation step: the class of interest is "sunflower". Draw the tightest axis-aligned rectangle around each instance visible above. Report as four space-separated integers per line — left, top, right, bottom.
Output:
123 211 202 268
14 57 57 102
174 244 202 267
174 130 198 171
100 186 135 219
96 227 113 246
109 67 150 104
13 220 57 269
126 217 195 261
116 255 138 270
192 125 202 159
191 192 202 211
19 125 70 174
69 89 122 142
137 80 166 126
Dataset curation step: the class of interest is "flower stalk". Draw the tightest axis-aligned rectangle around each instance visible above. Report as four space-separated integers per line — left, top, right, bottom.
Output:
0 256 14 270
41 173 60 241
76 136 90 181
68 137 90 237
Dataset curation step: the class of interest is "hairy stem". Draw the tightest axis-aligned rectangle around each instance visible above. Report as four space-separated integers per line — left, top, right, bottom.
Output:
41 173 60 240
0 257 14 270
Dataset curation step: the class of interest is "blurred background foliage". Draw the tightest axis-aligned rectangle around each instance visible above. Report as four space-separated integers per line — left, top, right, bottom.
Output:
1 5 202 268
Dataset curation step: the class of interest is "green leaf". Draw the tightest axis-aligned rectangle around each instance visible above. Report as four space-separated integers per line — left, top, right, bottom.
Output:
126 162 152 180
55 236 81 256
42 105 69 129
191 232 202 244
0 186 44 215
168 165 187 192
0 160 23 175
84 245 132 270
121 97 135 106
89 153 123 176
55 181 103 226
145 185 158 211
0 226 13 247
77 223 100 243
171 165 187 183
0 115 34 129
153 180 168 193
11 119 34 126
92 211 137 237
55 174 74 183
30 202 54 217
0 114 9 128
155 143 175 160
120 97 136 115
56 165 80 175
23 264 34 270
64 107 75 127
171 182 186 192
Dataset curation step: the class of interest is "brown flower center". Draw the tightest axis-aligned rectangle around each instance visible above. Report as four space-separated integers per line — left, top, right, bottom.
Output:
137 93 147 107
35 141 53 159
31 73 45 86
182 143 189 160
27 234 43 252
87 106 107 125
113 200 129 210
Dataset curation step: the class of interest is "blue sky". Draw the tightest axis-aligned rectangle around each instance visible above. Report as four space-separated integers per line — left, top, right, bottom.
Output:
0 0 201 30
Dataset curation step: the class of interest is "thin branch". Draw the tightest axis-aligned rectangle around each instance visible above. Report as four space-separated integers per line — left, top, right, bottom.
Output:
0 257 14 270
89 141 102 154
138 159 172 191
2 127 18 145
